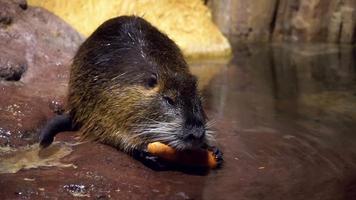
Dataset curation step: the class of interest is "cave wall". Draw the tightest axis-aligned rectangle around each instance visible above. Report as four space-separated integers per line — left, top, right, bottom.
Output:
209 0 356 44
28 0 231 58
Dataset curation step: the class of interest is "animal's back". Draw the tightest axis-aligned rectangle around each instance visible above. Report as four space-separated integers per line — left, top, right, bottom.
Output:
67 16 189 150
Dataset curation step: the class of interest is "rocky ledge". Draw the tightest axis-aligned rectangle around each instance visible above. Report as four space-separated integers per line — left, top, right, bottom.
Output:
0 0 83 147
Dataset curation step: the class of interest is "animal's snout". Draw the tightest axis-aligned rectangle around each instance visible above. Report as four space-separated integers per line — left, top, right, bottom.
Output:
184 125 205 141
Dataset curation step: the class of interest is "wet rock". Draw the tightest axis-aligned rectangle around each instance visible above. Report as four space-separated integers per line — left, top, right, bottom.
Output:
209 0 278 42
14 188 39 199
0 127 11 146
0 0 83 83
0 0 83 147
63 184 90 197
0 142 74 174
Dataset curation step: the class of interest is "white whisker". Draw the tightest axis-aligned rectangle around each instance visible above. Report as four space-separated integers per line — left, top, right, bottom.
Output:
206 119 216 129
127 116 216 150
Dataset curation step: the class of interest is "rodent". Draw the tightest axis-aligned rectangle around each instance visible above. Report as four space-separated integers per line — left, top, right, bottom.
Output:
39 16 222 169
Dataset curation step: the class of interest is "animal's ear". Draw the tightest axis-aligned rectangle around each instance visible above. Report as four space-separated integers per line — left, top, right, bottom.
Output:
146 73 158 88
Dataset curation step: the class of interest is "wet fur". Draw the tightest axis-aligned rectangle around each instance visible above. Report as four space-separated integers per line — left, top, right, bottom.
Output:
41 16 215 155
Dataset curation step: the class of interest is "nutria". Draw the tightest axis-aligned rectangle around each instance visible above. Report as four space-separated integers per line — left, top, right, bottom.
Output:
39 16 222 169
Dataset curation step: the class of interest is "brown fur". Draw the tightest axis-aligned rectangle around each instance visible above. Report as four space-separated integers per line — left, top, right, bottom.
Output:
66 16 212 153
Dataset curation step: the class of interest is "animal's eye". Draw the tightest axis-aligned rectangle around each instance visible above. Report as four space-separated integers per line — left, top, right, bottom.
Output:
163 96 175 106
147 74 158 88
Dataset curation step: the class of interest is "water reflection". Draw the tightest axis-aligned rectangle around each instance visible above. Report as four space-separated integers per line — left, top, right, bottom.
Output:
195 43 356 200
0 142 74 174
0 43 355 199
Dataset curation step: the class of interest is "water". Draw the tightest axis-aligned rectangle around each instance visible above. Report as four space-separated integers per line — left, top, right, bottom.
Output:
0 43 355 199
199 43 356 200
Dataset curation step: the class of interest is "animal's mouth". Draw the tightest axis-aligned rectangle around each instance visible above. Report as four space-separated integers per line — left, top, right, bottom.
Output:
132 120 213 151
186 137 208 148
161 135 207 151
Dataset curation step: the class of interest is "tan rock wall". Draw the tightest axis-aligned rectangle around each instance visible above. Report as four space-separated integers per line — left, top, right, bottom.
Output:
28 0 231 58
210 0 278 42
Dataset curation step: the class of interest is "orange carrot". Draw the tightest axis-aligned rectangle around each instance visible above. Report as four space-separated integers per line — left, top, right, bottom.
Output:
147 142 218 169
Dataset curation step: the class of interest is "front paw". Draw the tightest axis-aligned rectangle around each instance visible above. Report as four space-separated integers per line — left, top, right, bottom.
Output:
133 149 170 171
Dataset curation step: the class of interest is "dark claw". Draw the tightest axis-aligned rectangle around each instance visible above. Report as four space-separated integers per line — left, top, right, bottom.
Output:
133 149 170 171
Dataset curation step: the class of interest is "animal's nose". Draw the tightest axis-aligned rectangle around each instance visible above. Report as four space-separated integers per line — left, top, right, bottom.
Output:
184 126 205 141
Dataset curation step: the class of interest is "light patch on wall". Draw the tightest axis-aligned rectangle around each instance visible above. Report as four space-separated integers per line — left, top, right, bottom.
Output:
28 0 231 58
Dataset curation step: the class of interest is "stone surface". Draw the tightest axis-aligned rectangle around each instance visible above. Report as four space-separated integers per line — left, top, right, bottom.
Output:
0 0 83 146
209 0 278 42
209 0 356 44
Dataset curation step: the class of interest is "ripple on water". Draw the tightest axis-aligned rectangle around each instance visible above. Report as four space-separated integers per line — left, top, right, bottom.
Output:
0 142 74 174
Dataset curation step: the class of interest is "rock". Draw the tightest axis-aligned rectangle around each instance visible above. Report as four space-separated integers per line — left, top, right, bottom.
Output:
209 0 278 42
272 0 356 43
0 0 83 83
0 0 83 147
209 0 356 44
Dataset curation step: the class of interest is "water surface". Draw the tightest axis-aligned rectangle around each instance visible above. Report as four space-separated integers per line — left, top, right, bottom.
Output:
0 43 355 200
